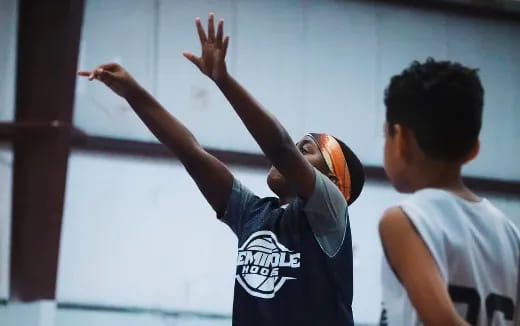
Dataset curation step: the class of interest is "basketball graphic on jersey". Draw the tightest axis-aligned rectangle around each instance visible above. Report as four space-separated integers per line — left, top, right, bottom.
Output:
236 230 301 299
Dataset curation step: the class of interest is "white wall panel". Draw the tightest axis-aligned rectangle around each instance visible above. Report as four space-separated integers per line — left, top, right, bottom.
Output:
0 0 18 121
301 0 379 164
0 146 13 299
348 181 406 323
74 0 158 140
232 0 306 148
445 15 520 180
155 0 246 152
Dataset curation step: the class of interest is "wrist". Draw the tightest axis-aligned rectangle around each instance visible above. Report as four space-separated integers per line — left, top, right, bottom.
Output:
214 71 232 88
125 83 148 103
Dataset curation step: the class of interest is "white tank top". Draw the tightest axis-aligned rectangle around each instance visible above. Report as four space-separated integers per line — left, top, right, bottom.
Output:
380 188 520 326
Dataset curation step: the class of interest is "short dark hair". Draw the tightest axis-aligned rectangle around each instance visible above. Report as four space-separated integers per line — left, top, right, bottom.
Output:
333 137 365 205
384 58 484 161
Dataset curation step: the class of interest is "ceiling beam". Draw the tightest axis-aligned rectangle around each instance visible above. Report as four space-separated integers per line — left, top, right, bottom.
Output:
72 135 520 196
362 0 520 22
365 0 520 21
2 128 519 196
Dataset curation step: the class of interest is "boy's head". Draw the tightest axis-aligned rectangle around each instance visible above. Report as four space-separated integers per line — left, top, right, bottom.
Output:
383 58 484 192
267 133 365 205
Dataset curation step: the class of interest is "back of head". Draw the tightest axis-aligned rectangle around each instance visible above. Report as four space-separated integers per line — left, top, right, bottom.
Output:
333 137 365 205
384 58 484 161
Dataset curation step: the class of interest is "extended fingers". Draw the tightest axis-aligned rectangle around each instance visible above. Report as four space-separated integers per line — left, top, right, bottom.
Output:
208 13 215 42
195 17 207 44
222 35 230 57
77 67 111 82
182 52 202 69
216 19 224 46
76 70 97 80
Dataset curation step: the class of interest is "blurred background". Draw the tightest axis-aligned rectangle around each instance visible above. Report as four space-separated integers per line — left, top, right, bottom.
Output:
0 0 519 325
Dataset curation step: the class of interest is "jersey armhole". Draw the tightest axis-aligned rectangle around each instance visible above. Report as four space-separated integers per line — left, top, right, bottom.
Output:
383 206 445 286
382 246 402 284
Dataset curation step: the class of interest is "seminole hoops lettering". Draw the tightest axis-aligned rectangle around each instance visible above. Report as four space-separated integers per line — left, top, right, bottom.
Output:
238 249 300 272
236 231 301 299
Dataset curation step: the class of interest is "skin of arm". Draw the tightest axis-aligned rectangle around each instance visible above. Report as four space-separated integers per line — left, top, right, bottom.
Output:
78 64 233 216
379 207 470 326
183 13 316 200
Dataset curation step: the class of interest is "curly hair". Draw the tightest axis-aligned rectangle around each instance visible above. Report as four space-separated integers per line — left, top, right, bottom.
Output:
384 58 484 161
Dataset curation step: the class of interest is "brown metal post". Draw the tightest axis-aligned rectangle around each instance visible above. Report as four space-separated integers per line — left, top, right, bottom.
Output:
10 0 85 301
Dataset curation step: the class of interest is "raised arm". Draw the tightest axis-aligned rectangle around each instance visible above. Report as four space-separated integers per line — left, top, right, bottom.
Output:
183 14 316 199
77 64 233 216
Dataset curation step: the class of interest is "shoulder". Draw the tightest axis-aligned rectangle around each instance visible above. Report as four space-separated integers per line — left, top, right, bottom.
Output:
304 168 346 212
378 191 439 236
379 201 442 259
379 205 449 282
506 219 520 241
491 203 520 245
378 206 437 274
482 199 516 229
379 206 413 241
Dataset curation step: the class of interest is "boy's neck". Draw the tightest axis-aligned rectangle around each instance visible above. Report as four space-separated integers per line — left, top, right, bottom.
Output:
407 161 480 202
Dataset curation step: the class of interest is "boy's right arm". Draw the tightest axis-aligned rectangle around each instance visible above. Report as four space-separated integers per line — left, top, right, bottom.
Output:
379 207 470 326
78 64 233 216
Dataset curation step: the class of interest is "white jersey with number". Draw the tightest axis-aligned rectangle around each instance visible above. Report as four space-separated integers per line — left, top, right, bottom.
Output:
380 188 520 326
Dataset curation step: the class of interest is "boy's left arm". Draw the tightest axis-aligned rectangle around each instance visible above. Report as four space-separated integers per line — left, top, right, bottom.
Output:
379 207 470 326
184 13 316 199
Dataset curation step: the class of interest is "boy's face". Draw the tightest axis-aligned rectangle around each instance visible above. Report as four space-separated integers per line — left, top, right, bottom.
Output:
383 123 410 192
267 135 330 197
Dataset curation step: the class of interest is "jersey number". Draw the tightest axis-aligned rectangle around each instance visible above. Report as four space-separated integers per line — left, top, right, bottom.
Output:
448 285 514 325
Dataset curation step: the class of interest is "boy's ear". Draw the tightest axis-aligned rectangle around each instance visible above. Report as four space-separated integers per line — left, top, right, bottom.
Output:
393 124 408 159
463 139 480 164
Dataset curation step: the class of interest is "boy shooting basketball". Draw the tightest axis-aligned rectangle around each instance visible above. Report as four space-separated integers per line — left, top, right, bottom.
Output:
79 13 364 326
379 59 520 326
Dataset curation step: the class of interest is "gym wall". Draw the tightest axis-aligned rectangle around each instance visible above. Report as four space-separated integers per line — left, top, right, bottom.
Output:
0 0 519 325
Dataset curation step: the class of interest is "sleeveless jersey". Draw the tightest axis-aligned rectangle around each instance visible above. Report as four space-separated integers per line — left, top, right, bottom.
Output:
380 188 520 326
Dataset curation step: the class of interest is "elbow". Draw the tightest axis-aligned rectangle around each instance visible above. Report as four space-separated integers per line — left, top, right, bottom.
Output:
168 139 204 162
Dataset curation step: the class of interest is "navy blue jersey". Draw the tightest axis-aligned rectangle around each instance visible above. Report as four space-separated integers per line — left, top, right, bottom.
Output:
220 169 354 326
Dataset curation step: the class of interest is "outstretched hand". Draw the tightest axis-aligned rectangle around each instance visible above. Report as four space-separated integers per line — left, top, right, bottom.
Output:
183 13 230 83
77 63 140 99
